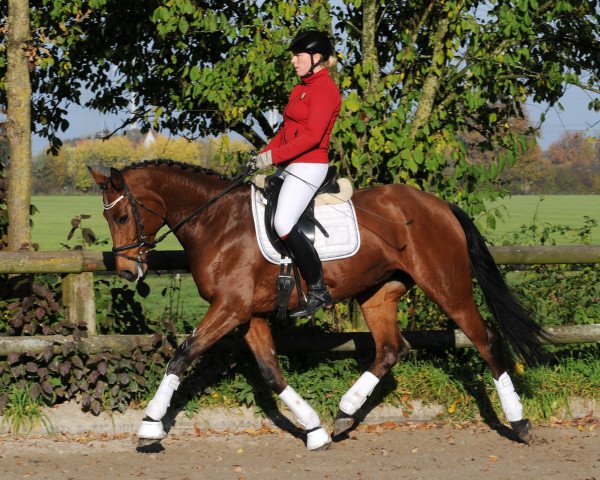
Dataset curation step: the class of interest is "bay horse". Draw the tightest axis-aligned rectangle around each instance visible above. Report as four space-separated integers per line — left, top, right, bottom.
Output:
89 159 547 451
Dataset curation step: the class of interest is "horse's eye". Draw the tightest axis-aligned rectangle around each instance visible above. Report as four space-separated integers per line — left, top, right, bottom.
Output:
118 214 129 225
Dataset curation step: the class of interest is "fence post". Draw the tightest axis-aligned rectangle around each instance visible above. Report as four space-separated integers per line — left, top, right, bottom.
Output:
62 272 97 334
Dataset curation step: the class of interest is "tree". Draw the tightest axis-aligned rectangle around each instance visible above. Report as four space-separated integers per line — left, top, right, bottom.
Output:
333 0 600 208
460 114 544 194
5 0 33 251
31 131 250 192
1 1 600 213
543 132 600 193
0 117 8 249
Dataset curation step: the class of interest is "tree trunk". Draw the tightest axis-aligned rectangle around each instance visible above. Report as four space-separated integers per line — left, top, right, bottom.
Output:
6 0 33 251
361 0 380 99
410 16 450 139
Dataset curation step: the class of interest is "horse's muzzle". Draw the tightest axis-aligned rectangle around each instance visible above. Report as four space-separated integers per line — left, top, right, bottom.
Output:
118 262 146 282
118 269 137 282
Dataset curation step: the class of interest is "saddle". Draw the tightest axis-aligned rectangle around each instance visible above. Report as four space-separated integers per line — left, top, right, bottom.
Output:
256 166 353 318
262 166 342 257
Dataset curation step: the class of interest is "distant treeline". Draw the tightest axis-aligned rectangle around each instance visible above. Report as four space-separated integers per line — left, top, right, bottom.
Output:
30 129 599 195
31 130 251 194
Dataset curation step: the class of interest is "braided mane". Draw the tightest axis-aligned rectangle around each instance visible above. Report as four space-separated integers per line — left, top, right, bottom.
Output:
120 158 231 180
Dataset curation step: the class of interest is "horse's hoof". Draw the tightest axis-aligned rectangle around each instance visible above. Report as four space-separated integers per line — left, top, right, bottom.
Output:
136 437 163 450
306 427 332 451
511 419 533 444
137 420 166 441
332 411 355 437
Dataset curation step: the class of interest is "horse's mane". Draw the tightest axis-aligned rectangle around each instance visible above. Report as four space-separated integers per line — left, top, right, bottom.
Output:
121 158 232 181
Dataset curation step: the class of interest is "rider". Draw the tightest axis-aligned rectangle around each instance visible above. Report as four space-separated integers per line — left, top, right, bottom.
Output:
251 30 342 317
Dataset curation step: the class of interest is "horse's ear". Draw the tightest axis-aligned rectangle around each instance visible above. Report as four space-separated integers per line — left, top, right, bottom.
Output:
109 167 125 192
88 166 107 187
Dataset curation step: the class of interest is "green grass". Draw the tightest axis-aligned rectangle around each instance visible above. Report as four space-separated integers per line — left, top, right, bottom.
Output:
32 194 600 251
28 194 600 334
180 348 600 424
1 384 52 434
31 195 182 251
481 195 600 244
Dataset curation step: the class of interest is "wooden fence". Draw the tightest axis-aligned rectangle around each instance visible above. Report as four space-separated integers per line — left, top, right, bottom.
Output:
0 245 599 355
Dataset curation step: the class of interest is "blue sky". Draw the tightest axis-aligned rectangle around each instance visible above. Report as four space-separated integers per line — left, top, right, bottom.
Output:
31 87 599 156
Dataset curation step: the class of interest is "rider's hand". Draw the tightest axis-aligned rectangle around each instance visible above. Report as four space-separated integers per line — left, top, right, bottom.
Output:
252 150 273 169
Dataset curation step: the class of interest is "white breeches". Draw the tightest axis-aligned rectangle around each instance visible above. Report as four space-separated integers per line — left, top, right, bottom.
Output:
274 162 329 238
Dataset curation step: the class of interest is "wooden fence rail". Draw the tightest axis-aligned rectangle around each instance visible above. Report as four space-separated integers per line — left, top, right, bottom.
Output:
2 245 600 274
1 246 599 346
0 324 599 357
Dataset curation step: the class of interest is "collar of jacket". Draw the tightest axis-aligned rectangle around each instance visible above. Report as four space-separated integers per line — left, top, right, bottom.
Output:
301 67 329 85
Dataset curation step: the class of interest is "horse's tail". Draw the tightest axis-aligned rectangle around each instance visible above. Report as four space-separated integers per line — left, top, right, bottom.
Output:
448 203 550 366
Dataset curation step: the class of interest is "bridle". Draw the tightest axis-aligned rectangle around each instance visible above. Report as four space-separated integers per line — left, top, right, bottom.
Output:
103 164 256 265
103 180 167 264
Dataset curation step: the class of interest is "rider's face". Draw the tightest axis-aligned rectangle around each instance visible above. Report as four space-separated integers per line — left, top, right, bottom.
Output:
291 52 321 77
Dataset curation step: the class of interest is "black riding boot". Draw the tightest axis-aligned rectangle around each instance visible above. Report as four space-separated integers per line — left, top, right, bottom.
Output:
282 225 333 317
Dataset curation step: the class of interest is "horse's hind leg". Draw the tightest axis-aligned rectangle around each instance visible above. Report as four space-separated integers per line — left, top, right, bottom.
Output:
242 316 331 451
416 275 532 442
333 279 410 437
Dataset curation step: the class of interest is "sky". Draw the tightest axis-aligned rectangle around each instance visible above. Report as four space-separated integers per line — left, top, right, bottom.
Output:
30 86 599 156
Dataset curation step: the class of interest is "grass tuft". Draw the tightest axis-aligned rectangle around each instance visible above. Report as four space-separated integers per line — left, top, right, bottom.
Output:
1 384 53 434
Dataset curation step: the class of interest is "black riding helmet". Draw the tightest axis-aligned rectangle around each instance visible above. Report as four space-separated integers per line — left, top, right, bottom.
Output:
289 30 335 76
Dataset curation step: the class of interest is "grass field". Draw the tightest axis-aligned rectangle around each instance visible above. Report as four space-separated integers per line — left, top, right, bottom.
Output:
32 194 600 250
28 194 600 332
31 195 181 251
482 195 600 245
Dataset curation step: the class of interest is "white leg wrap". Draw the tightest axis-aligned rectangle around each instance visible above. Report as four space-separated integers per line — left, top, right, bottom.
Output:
279 385 321 430
137 420 166 440
493 372 523 422
145 373 180 421
279 386 331 451
339 372 380 416
306 427 331 451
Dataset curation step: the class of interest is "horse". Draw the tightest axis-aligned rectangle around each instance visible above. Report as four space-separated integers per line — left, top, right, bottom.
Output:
89 159 548 451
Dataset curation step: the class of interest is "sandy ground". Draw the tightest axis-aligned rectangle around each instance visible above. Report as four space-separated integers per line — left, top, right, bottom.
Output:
0 419 598 480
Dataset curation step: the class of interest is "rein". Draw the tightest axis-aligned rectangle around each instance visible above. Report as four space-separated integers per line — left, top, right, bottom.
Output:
105 164 257 263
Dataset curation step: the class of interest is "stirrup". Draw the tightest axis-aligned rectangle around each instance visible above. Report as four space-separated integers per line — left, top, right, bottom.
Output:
290 289 333 318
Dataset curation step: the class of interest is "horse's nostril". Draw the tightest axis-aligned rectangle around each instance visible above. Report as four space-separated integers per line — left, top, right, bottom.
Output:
119 270 135 281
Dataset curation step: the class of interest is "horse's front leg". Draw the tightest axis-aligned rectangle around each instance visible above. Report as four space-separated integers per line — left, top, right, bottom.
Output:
137 301 247 446
333 281 410 437
243 316 331 451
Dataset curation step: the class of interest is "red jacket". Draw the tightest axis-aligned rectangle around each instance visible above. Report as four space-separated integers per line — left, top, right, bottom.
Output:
263 68 341 165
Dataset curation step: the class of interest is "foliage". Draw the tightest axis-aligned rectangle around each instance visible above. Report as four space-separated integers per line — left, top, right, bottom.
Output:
0 275 65 336
1 1 599 210
0 383 52 433
538 133 600 194
0 212 192 419
0 334 175 417
498 213 600 328
171 346 600 425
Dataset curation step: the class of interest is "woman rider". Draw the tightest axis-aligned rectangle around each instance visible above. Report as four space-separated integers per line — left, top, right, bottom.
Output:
251 30 341 317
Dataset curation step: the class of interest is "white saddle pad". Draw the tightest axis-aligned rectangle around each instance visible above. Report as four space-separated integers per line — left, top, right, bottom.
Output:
251 185 361 265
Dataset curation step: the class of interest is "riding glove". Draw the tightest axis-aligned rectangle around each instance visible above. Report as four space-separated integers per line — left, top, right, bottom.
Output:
252 150 273 169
